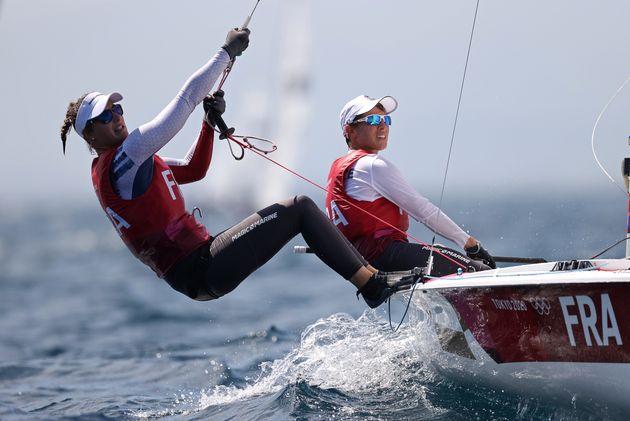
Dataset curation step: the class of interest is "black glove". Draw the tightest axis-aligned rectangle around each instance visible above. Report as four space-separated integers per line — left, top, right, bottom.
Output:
203 90 226 127
465 242 497 269
222 28 250 59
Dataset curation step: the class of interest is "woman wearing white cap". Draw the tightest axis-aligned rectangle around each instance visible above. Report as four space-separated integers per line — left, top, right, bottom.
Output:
325 95 495 276
59 30 416 308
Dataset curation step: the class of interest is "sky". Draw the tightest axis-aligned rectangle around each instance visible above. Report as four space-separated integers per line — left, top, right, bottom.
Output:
2 0 630 212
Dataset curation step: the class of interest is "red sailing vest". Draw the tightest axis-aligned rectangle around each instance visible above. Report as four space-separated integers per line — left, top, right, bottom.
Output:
91 149 210 278
325 149 409 261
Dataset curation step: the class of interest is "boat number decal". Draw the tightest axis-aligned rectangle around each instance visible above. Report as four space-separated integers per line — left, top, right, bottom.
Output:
490 298 527 311
529 298 551 315
559 294 622 347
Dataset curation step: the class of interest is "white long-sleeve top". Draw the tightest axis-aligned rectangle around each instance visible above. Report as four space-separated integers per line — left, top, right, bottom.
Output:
110 49 231 199
345 152 470 248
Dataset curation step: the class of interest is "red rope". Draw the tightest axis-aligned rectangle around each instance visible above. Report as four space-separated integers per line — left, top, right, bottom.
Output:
223 133 468 269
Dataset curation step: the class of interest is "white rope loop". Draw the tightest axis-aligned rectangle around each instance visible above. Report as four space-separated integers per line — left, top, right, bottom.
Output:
591 74 630 196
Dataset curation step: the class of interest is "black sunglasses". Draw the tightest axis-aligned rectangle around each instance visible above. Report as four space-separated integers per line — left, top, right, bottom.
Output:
91 103 124 124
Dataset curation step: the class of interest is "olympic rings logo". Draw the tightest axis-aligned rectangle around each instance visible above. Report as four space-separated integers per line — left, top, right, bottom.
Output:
529 298 551 315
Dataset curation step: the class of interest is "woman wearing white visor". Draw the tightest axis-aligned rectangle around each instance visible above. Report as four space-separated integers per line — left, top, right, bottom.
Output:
59 29 417 309
326 94 495 276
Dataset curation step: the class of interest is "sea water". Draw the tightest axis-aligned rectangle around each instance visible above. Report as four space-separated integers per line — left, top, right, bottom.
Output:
0 193 626 420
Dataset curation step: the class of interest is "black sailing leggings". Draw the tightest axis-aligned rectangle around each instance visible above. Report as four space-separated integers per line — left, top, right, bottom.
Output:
166 195 368 300
371 241 487 277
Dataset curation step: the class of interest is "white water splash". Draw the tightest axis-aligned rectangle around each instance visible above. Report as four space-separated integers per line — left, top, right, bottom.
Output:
196 310 434 410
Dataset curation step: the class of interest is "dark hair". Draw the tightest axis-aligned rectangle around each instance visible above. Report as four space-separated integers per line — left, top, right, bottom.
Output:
60 93 92 154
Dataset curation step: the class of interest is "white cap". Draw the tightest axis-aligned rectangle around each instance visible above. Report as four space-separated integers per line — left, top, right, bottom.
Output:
339 95 398 133
73 91 123 139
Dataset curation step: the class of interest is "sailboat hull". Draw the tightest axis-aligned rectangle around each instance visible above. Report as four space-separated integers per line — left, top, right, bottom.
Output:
401 259 630 409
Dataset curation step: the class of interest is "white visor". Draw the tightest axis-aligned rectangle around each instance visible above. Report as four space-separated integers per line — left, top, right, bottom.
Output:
73 91 123 139
339 95 398 132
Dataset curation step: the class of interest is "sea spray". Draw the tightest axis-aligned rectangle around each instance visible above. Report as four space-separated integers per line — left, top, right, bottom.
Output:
196 310 439 414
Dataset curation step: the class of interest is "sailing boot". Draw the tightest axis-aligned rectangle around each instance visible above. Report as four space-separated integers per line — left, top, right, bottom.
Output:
467 259 491 272
357 268 423 308
380 267 424 288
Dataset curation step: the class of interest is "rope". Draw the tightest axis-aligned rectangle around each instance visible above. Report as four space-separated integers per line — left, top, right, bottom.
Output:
386 1 482 329
591 74 630 196
210 0 487 271
388 279 422 332
221 132 468 268
428 0 481 271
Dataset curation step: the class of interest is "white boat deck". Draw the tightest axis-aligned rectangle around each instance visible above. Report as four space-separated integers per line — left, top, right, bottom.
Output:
419 258 630 289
